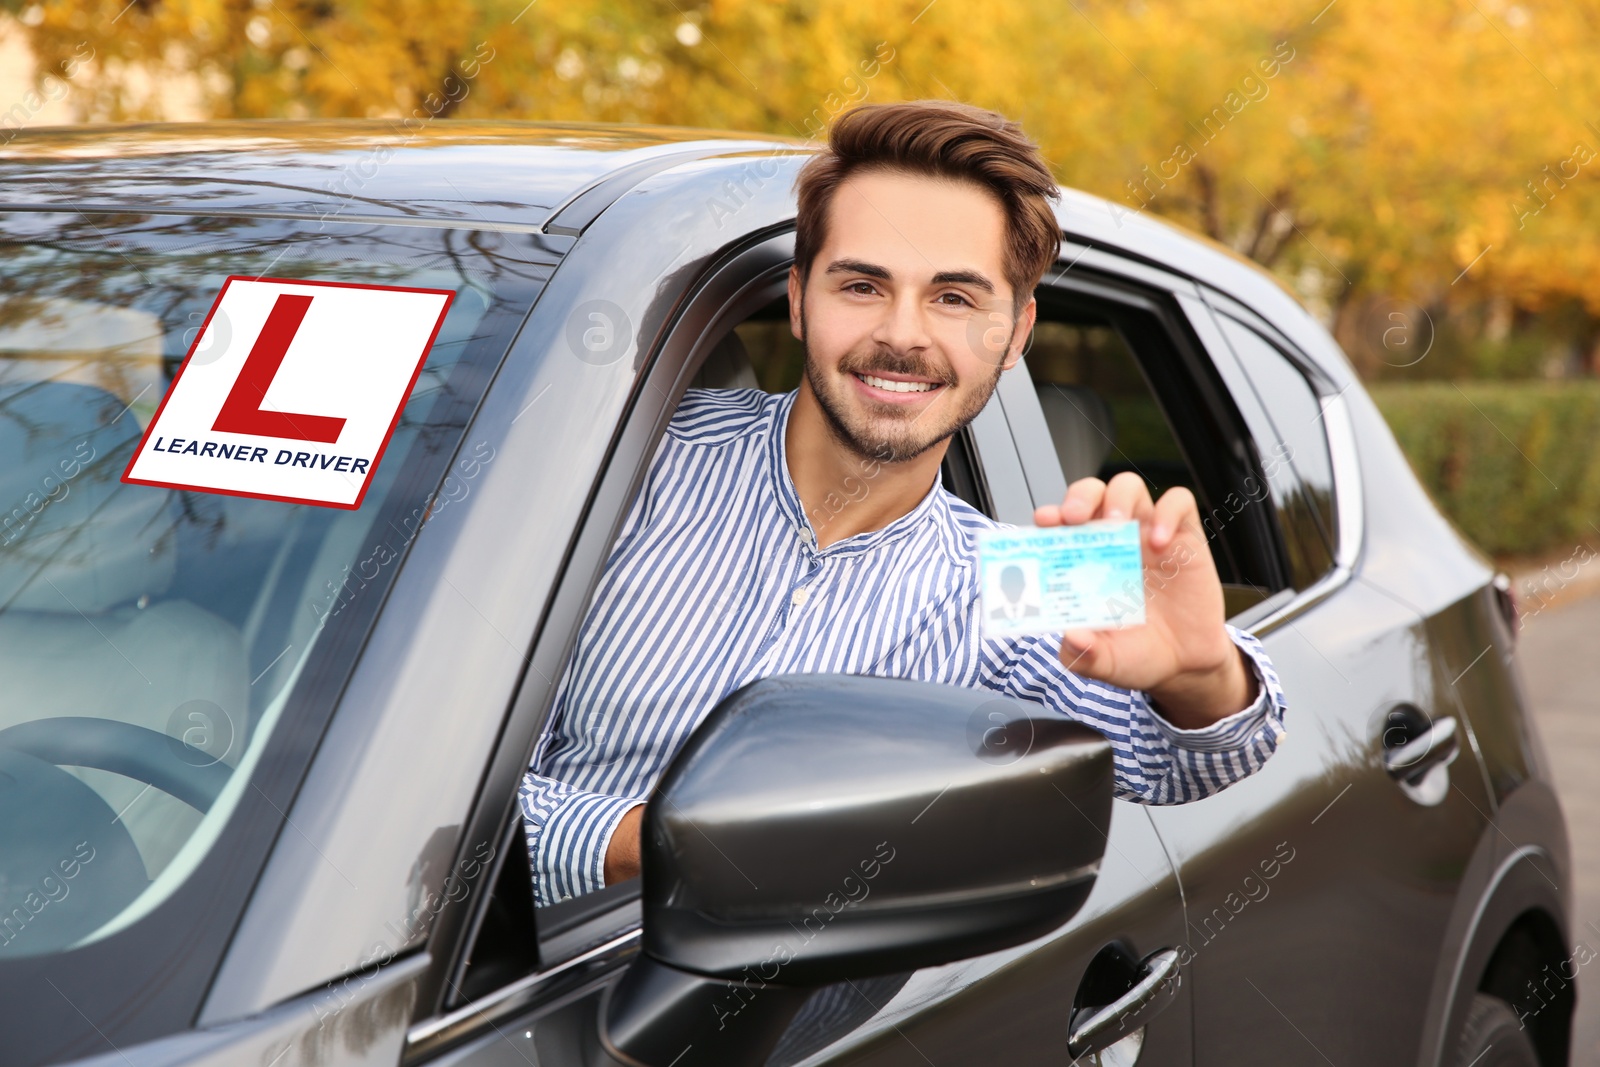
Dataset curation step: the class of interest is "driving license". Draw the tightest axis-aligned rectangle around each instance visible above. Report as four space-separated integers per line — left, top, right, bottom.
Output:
977 521 1146 639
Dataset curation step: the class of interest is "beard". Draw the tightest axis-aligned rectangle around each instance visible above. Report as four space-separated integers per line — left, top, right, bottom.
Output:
800 307 1008 465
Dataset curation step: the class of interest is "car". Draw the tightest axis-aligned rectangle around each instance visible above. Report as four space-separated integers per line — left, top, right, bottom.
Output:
0 120 1572 1067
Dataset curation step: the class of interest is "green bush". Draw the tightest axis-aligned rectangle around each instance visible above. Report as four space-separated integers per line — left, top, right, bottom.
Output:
1368 381 1600 559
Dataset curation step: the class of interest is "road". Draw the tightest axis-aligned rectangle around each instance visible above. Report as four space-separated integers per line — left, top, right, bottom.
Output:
1518 592 1600 1062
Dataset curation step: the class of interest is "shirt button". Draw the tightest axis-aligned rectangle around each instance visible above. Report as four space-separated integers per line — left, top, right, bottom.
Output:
797 527 814 546
791 586 810 607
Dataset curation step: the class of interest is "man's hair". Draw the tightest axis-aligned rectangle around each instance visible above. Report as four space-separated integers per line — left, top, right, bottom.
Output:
793 100 1062 316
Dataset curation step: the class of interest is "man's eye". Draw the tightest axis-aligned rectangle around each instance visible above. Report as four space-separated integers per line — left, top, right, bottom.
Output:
938 292 972 307
847 282 878 295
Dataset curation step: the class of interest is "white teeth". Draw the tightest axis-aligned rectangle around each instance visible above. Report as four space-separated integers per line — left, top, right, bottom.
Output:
859 373 936 393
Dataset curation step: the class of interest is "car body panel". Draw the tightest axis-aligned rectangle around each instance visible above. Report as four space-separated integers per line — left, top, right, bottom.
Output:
796 805 1192 1066
0 121 803 233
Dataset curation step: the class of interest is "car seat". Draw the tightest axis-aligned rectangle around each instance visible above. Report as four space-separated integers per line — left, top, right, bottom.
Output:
0 381 248 880
1034 382 1117 484
689 330 760 391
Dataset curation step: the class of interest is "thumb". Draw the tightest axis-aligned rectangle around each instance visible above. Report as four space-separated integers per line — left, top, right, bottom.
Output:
1059 629 1106 677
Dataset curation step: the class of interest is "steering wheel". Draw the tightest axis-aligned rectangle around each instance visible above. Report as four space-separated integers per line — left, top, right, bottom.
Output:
0 717 232 812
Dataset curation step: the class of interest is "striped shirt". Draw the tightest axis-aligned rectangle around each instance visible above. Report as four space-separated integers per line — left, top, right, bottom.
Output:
521 388 1288 906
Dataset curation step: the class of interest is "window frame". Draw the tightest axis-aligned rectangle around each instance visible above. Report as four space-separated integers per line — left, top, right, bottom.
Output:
1004 262 1295 609
406 230 806 1060
1177 286 1364 636
1198 287 1341 569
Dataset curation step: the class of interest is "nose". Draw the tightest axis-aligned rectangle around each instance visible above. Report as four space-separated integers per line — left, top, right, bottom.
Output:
870 289 933 357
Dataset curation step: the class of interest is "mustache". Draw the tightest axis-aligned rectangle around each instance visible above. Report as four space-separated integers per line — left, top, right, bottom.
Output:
837 348 956 386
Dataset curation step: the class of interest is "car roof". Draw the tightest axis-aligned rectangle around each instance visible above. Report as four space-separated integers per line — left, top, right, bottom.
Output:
0 119 814 231
0 118 1348 383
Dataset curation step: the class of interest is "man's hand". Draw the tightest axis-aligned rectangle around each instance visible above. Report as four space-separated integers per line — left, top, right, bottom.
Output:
603 804 645 885
1034 472 1258 729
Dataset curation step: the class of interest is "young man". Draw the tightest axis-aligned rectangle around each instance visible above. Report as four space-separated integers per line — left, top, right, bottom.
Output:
521 100 1288 906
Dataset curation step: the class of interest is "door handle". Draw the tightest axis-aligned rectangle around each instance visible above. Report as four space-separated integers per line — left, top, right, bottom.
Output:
1383 716 1458 786
1067 948 1181 1059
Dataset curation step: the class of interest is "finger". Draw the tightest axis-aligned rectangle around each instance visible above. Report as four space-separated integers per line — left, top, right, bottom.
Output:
1149 486 1198 551
1101 471 1153 522
1057 477 1105 525
1059 628 1112 679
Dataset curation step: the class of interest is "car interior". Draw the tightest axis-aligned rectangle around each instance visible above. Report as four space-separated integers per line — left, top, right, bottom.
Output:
0 267 494 958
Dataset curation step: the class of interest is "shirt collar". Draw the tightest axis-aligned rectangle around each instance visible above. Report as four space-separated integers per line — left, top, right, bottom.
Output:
763 389 951 558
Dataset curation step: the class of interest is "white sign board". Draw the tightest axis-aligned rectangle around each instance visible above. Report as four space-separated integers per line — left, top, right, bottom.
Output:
123 277 455 509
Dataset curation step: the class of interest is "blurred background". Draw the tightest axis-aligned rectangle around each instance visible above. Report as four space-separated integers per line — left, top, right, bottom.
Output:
5 0 1600 576
2 0 1598 1051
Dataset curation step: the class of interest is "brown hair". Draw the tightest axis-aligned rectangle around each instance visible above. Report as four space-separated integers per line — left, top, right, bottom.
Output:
793 100 1062 316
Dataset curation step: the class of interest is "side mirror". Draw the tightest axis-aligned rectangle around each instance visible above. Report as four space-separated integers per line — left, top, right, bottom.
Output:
601 674 1112 1067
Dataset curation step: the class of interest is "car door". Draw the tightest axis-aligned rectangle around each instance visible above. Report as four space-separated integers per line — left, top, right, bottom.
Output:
1134 284 1496 1065
405 229 1194 1067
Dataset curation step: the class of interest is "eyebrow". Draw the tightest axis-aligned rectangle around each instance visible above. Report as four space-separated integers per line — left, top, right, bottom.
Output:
823 259 997 295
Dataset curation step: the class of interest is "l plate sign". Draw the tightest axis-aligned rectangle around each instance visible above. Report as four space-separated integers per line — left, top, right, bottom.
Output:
123 277 455 509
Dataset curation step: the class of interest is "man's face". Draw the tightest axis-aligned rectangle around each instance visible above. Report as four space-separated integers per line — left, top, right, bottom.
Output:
790 168 1037 464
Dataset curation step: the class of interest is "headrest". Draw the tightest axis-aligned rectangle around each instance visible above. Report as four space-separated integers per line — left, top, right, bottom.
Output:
693 330 760 391
0 382 176 614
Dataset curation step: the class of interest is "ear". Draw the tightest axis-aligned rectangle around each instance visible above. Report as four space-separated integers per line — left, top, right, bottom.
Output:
788 264 805 341
1001 295 1037 372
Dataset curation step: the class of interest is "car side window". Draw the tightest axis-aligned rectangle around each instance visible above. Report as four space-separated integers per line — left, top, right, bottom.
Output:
1021 286 1291 619
1210 314 1337 590
1026 321 1195 498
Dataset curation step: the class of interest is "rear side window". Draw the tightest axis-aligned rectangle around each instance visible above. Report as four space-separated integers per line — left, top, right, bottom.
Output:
1210 314 1337 588
0 211 546 966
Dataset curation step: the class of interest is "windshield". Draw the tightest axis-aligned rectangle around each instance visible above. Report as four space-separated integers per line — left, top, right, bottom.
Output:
0 211 549 961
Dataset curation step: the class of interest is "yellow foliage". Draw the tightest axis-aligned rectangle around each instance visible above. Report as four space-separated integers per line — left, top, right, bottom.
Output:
11 0 1600 319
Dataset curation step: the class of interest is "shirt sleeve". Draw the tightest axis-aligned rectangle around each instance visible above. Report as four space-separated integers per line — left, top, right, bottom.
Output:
519 770 642 907
518 434 674 908
980 624 1287 804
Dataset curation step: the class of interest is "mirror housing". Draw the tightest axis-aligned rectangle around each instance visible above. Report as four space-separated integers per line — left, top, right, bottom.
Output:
602 674 1112 1066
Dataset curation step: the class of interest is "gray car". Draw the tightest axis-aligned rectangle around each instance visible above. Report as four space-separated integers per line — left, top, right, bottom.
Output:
0 121 1572 1067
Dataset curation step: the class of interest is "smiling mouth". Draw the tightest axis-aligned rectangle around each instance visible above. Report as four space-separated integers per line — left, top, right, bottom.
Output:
854 372 943 394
